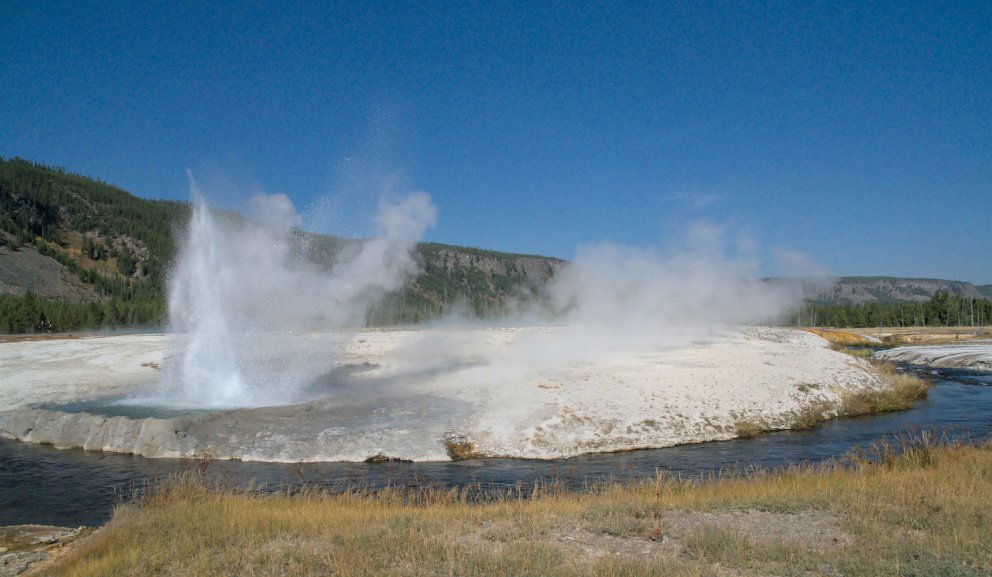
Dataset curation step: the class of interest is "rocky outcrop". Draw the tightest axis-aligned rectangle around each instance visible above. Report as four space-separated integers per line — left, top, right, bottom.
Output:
807 277 987 304
422 247 563 281
0 244 100 302
0 525 88 577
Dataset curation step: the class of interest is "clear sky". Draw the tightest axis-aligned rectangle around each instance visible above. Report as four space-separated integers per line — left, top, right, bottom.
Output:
2 2 990 283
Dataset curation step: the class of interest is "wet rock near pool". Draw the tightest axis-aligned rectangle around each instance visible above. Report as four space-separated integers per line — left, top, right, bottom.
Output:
1 408 194 459
0 525 88 577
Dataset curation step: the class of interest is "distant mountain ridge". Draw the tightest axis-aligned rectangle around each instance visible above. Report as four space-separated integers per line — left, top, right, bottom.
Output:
806 277 990 304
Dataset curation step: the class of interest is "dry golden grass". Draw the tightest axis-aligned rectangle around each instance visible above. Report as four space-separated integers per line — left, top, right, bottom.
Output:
831 344 875 358
783 361 930 432
732 417 770 439
789 398 835 430
719 362 930 449
442 433 481 461
839 363 930 417
871 326 991 346
45 435 992 577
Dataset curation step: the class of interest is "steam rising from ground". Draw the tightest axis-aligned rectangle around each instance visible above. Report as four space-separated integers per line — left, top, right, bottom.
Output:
557 243 772 330
543 227 798 354
398 223 804 372
160 177 809 409
160 178 436 407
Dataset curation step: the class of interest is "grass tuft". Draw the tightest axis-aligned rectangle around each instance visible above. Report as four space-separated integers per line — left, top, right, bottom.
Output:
831 345 875 358
442 432 481 461
733 417 770 439
846 430 945 470
839 362 929 417
787 362 928 432
789 399 834 429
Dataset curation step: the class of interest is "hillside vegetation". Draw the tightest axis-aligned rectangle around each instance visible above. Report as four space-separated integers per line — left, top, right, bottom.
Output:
0 158 563 333
0 158 188 331
2 157 989 333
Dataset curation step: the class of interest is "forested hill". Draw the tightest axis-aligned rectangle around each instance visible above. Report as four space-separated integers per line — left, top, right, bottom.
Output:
0 157 563 332
1 157 987 333
796 277 992 328
0 158 189 331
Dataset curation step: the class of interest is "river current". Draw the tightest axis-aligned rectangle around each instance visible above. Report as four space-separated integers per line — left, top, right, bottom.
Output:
2 365 990 527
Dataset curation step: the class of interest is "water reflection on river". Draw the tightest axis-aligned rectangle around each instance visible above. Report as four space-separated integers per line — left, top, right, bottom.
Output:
2 366 990 527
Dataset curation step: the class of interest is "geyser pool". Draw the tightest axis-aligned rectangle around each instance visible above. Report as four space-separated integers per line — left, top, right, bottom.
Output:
36 399 211 420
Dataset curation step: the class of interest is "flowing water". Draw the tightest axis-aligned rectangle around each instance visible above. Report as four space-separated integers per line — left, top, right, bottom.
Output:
2 366 990 527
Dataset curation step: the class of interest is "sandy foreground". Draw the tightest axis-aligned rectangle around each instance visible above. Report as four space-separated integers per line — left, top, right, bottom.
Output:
0 327 883 462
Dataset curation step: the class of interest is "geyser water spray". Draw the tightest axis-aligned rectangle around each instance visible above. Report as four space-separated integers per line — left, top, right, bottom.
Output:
164 190 247 407
159 175 436 409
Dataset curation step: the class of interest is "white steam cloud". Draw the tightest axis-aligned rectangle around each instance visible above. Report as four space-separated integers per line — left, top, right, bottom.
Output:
390 221 806 370
160 171 813 412
160 176 437 408
542 239 796 353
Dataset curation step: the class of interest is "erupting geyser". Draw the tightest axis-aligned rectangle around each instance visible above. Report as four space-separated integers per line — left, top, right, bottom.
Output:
158 176 437 409
163 190 246 407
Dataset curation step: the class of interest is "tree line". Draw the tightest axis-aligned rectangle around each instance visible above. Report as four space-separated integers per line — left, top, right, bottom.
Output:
795 291 992 328
0 291 165 334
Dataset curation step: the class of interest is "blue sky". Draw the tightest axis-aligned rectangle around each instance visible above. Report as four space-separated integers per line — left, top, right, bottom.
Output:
2 2 990 282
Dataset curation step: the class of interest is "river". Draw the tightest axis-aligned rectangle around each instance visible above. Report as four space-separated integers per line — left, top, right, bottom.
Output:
2 365 990 527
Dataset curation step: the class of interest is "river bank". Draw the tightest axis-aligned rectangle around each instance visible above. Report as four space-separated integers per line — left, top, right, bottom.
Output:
21 437 991 576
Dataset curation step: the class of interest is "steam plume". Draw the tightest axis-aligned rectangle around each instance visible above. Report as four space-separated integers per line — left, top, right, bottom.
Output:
160 176 436 408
